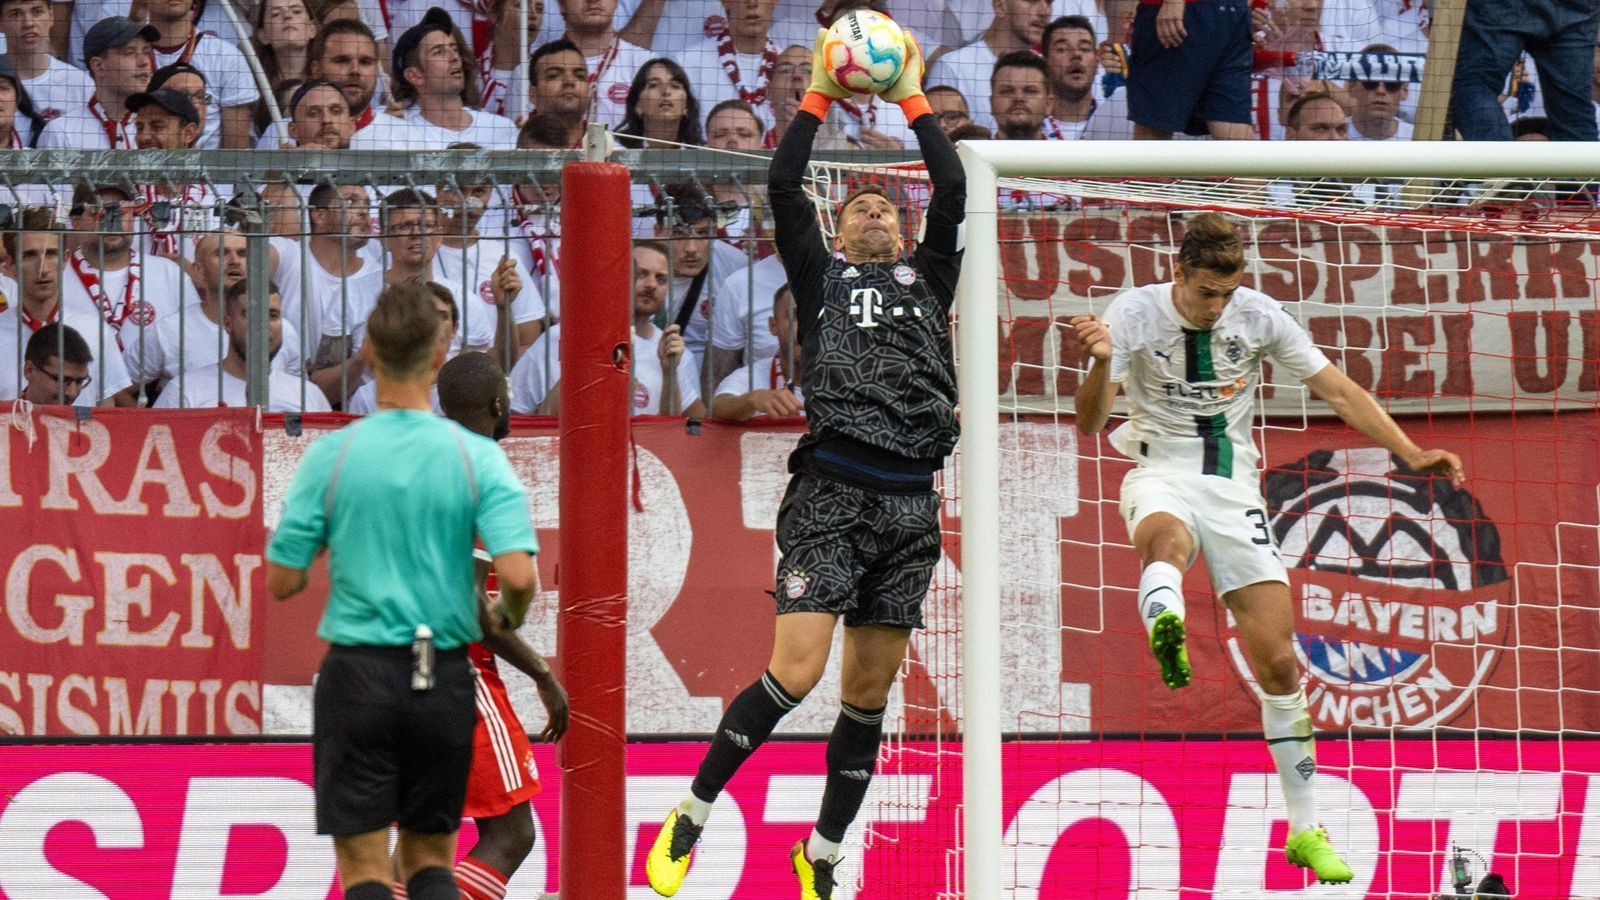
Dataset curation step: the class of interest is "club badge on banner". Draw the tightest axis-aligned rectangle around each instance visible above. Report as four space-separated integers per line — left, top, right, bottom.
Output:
1 405 266 736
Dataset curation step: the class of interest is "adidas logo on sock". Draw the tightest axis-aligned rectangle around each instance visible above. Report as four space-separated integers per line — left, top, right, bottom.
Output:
1146 602 1167 619
724 729 752 750
1295 757 1316 780
839 769 873 781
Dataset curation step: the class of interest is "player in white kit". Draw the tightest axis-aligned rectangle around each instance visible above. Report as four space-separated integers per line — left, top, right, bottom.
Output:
1072 213 1463 885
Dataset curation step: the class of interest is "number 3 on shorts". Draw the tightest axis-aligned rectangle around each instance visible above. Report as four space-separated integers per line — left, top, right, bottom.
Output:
1246 509 1271 546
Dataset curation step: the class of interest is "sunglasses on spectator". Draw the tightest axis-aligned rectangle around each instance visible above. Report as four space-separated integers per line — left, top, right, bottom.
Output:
1358 81 1403 92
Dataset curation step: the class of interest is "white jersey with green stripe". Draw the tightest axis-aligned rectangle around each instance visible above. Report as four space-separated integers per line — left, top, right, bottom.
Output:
1102 282 1332 485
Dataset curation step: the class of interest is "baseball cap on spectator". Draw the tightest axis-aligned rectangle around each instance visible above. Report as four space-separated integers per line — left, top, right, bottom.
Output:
83 16 160 62
69 182 134 216
391 6 454 78
127 89 201 126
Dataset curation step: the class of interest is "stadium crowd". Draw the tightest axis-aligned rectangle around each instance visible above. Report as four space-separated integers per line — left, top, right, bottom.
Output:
3 0 1594 415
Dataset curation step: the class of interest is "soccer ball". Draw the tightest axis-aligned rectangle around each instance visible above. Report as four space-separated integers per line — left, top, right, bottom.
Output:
822 10 907 95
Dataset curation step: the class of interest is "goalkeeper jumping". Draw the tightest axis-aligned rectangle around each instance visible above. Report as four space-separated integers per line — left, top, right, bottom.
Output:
1072 212 1464 884
644 17 963 900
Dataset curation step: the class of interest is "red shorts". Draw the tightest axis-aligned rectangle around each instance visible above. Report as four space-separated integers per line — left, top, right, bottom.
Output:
462 643 541 819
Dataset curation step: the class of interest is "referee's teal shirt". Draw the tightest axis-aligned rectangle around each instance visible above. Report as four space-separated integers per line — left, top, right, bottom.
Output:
267 409 538 650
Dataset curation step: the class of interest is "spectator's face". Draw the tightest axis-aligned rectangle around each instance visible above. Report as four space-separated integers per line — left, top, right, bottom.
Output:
991 65 1049 136
705 107 762 150
0 78 18 124
193 232 248 294
1349 79 1406 122
22 355 89 404
433 292 457 349
769 287 797 367
561 0 616 32
314 185 373 242
532 49 588 116
135 107 197 150
1287 97 1348 140
409 30 465 98
928 90 971 135
0 0 52 55
147 0 193 21
835 190 901 259
313 33 380 112
996 0 1051 47
11 231 62 306
261 0 314 45
1281 0 1322 30
771 46 811 122
635 63 687 130
226 292 284 361
496 0 543 43
654 216 713 277
631 246 669 318
90 40 154 97
76 191 134 253
436 182 494 231
384 207 435 268
721 0 778 44
1045 26 1097 97
161 72 211 132
290 83 354 148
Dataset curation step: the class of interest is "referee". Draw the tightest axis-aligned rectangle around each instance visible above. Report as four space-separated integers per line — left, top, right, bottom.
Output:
266 283 538 900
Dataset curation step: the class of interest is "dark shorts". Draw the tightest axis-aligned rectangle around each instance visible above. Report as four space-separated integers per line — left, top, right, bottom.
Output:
313 644 476 836
772 473 941 630
1128 0 1253 133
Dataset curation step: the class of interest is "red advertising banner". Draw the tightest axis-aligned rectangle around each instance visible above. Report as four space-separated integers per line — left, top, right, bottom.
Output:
253 412 1600 741
1 739 1598 899
1 405 266 736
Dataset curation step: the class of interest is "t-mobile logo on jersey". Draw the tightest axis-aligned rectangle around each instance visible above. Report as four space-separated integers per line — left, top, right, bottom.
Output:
850 287 885 328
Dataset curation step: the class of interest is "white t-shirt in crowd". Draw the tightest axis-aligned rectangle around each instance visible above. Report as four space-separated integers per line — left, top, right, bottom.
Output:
709 252 786 363
152 31 260 149
282 249 386 361
64 0 256 66
676 40 777 128
665 239 748 364
152 364 331 412
350 104 519 149
432 240 545 353
55 252 197 377
584 39 658 130
502 216 562 320
529 1 636 51
34 94 135 147
131 302 303 387
509 322 702 415
712 352 803 418
22 57 94 124
0 280 135 405
1348 116 1414 141
925 40 1000 133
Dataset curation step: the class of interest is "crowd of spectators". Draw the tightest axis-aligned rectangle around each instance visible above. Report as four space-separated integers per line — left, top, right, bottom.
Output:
2 0 1594 417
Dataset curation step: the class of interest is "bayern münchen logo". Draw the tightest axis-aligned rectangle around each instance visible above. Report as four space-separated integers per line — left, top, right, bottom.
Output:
1225 447 1509 729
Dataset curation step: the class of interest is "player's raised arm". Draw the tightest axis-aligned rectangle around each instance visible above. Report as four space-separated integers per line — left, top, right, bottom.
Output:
1071 313 1120 435
1303 364 1465 486
884 34 965 260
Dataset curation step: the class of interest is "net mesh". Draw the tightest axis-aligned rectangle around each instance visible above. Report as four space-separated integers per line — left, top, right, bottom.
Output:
802 154 1600 898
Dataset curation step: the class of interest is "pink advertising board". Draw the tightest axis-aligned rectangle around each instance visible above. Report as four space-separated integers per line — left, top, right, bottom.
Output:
0 739 1596 898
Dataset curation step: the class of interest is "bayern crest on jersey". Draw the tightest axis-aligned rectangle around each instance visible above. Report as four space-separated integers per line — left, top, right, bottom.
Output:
478 279 496 304
127 300 159 327
1225 447 1510 730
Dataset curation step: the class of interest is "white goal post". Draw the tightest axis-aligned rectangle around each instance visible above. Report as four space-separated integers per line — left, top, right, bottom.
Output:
952 139 1600 900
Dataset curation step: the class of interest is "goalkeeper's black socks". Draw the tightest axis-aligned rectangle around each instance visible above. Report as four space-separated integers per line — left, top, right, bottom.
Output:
688 670 802 813
812 700 887 855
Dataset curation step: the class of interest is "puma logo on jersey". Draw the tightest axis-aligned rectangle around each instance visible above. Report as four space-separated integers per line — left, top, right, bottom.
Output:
1152 349 1173 362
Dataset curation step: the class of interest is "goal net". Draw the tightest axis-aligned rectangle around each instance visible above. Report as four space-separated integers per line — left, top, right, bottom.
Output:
796 143 1600 899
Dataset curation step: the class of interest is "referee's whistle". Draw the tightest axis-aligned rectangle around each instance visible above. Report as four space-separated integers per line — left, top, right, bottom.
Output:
411 625 436 692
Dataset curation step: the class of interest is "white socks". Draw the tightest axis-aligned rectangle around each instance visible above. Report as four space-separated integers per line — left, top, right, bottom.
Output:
677 794 713 827
1262 688 1318 835
1137 561 1186 637
806 828 841 865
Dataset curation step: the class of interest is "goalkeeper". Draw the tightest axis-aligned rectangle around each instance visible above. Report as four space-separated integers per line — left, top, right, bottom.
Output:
1071 212 1464 885
644 20 963 900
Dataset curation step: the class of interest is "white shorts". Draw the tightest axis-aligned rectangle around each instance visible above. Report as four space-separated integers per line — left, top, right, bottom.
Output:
1117 467 1289 597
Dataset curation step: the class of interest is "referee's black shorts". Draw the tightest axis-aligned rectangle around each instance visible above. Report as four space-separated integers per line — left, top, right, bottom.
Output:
312 643 476 836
